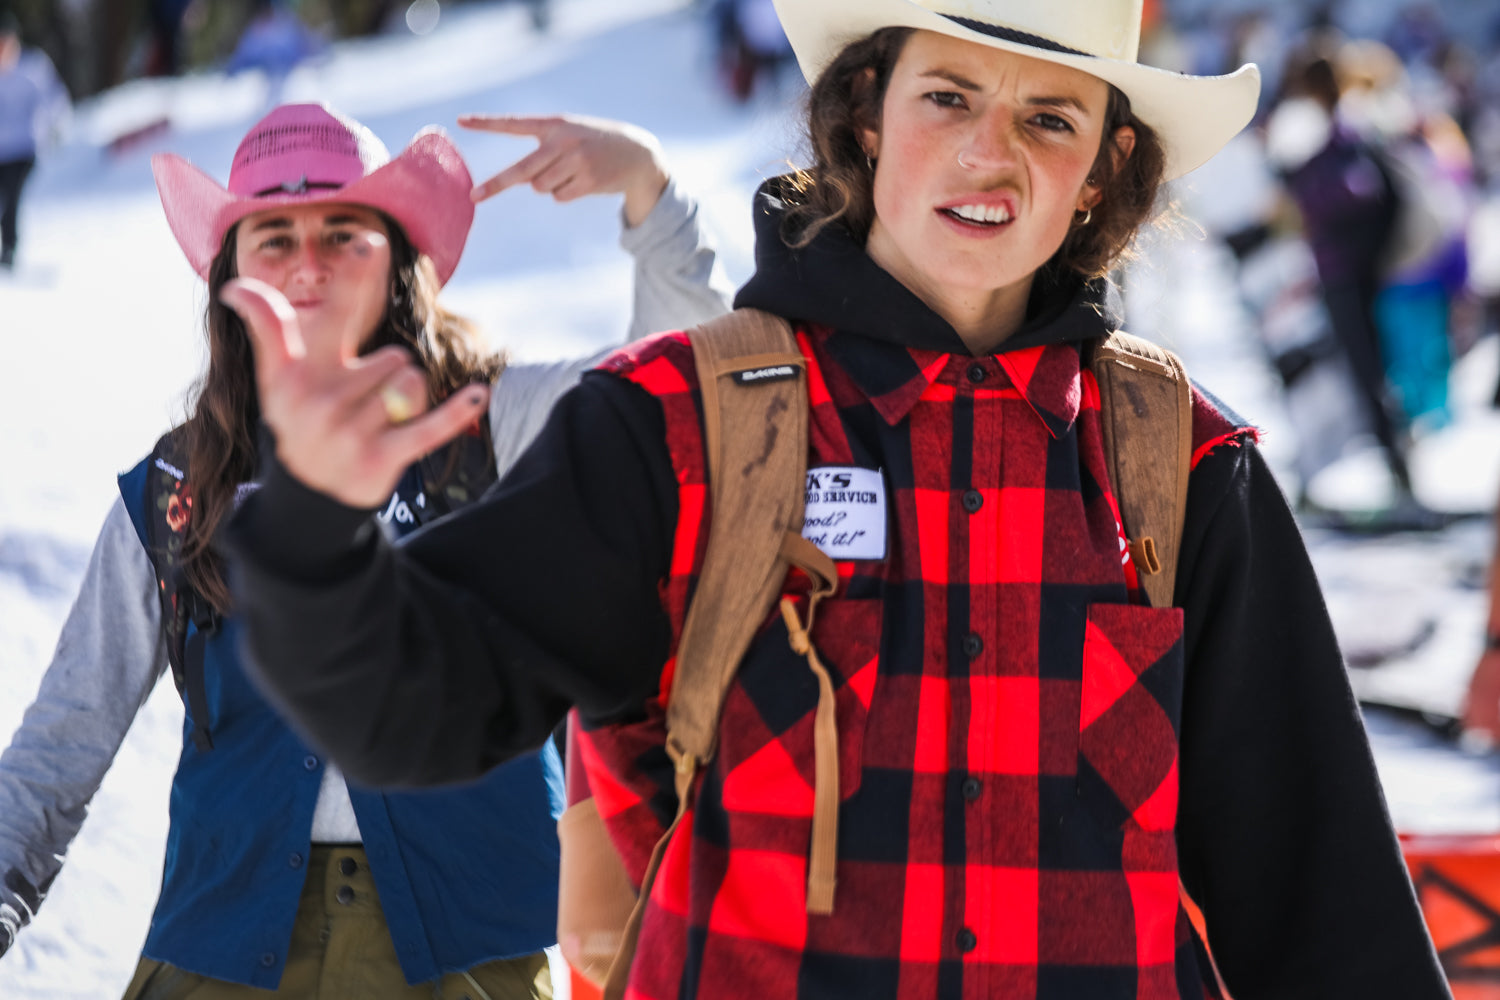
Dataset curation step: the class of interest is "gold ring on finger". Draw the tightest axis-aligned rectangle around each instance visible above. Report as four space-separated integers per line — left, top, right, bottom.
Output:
380 385 414 424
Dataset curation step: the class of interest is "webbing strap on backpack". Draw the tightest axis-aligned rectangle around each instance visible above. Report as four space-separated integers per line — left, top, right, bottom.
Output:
1086 331 1193 609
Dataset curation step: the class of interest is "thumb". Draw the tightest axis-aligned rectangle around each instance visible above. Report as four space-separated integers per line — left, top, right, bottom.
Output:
220 277 307 388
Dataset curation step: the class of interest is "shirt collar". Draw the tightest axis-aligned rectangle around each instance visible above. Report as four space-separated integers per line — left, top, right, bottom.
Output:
817 330 1083 437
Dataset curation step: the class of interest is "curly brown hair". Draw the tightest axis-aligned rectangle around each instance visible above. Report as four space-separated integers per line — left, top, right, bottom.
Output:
782 27 1168 280
179 215 503 614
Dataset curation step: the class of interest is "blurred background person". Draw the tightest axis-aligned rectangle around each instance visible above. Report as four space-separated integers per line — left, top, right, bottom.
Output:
1264 38 1434 524
0 10 67 271
225 0 327 107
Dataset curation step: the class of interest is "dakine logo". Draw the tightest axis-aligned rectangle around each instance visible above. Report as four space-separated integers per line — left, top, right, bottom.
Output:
154 457 185 481
733 365 798 385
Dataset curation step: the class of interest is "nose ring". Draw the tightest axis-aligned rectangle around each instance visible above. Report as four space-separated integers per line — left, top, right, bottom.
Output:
957 152 974 169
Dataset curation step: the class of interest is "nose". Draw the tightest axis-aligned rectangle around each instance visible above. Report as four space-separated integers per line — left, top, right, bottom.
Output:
288 239 331 287
957 112 1020 174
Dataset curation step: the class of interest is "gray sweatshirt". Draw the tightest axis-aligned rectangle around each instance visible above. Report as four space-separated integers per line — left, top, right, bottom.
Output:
0 177 732 949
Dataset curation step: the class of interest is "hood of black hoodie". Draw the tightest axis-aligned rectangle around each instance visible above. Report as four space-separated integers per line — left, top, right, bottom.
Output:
733 177 1120 356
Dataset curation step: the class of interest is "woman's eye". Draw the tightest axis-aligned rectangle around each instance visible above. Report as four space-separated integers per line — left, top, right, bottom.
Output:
926 91 967 110
1032 113 1075 133
258 235 293 252
326 230 355 247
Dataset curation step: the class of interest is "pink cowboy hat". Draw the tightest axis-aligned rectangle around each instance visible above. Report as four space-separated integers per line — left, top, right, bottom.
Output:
151 103 474 285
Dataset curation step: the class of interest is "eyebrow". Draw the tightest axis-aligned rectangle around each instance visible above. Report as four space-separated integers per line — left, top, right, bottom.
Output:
916 68 1093 115
247 211 369 232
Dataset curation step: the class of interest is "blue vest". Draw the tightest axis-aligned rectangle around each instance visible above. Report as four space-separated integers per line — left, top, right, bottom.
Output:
118 455 564 988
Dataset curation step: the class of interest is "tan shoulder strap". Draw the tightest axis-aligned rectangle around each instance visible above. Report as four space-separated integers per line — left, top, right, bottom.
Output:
668 308 833 762
600 310 836 1000
1087 331 1193 609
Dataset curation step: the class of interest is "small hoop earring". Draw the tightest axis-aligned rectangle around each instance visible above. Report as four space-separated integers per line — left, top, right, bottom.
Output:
1077 208 1093 226
866 154 875 172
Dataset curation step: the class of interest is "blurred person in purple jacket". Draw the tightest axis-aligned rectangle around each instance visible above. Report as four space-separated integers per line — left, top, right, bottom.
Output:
1267 42 1432 522
0 12 68 271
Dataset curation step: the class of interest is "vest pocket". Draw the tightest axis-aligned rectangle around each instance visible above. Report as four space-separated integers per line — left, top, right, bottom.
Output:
715 596 881 817
1078 603 1185 832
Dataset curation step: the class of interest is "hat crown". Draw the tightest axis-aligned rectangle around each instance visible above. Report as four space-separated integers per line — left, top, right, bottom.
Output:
913 0 1142 61
227 103 391 198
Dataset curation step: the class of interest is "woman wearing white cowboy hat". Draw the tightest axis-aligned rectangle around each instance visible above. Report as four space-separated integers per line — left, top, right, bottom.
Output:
0 101 730 999
224 3 1448 998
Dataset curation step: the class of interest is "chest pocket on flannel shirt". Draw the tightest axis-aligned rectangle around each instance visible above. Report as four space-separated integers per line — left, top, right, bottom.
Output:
1079 603 1185 832
715 596 880 817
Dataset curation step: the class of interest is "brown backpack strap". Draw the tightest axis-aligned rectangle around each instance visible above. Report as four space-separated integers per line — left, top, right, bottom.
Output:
668 308 814 762
600 310 832 1000
1086 331 1193 609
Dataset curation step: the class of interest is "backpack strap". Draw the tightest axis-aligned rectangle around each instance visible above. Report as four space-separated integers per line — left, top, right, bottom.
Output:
600 310 834 1000
142 431 218 752
1086 331 1193 610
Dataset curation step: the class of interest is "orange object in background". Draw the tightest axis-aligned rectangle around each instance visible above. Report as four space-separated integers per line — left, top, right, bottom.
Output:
1403 834 1500 998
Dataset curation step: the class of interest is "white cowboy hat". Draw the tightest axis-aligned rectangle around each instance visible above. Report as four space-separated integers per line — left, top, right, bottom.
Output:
773 0 1261 180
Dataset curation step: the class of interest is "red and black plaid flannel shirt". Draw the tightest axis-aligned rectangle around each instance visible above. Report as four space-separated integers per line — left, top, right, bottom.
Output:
578 322 1250 1000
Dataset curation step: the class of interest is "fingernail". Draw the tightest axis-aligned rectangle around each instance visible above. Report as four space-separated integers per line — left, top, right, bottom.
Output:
469 186 485 203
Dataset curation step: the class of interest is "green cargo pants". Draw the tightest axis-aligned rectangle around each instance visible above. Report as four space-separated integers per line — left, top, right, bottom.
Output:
121 847 551 1000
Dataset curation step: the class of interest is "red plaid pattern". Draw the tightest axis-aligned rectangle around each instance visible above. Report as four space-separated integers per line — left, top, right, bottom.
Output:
581 324 1253 999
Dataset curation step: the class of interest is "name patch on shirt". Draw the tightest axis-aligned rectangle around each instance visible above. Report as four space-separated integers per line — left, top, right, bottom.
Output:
802 466 887 561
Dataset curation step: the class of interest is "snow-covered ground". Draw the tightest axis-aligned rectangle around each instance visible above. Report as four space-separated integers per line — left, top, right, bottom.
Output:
1 1 1497 996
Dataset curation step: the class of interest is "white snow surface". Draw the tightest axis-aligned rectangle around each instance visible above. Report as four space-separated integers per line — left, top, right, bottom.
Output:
0 1 1497 996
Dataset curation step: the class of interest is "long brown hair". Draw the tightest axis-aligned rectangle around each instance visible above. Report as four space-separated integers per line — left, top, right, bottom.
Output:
782 27 1168 279
179 214 504 614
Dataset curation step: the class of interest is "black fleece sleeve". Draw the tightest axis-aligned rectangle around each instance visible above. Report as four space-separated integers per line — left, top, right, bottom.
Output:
1174 444 1449 998
224 371 678 789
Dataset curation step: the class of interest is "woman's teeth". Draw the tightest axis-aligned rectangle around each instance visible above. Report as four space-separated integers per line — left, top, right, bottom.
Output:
947 204 1013 225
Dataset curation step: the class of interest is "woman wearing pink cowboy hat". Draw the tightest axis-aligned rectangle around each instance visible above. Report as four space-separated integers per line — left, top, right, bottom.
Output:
0 102 729 998
226 2 1448 997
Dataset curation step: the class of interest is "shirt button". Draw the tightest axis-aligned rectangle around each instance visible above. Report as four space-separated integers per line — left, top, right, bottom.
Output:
339 857 358 877
961 776 983 801
259 952 277 968
961 490 984 513
966 364 987 384
303 755 319 771
962 632 983 659
336 885 356 905
288 853 303 869
957 927 978 953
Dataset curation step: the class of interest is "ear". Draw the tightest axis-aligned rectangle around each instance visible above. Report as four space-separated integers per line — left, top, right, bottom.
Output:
1080 125 1136 211
851 66 881 159
1110 125 1137 172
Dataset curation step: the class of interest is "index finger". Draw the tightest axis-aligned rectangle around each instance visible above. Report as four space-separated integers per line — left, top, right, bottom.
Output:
220 277 306 387
457 113 561 137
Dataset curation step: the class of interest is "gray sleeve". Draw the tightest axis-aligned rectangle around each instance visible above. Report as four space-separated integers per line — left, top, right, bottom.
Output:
488 349 613 480
619 174 734 342
0 498 166 946
486 176 732 479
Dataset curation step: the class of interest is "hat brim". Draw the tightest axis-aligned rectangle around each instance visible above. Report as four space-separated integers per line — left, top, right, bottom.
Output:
152 129 474 285
774 0 1261 180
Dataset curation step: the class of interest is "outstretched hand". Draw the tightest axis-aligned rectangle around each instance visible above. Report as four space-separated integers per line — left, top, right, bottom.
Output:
460 113 670 227
222 276 490 510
